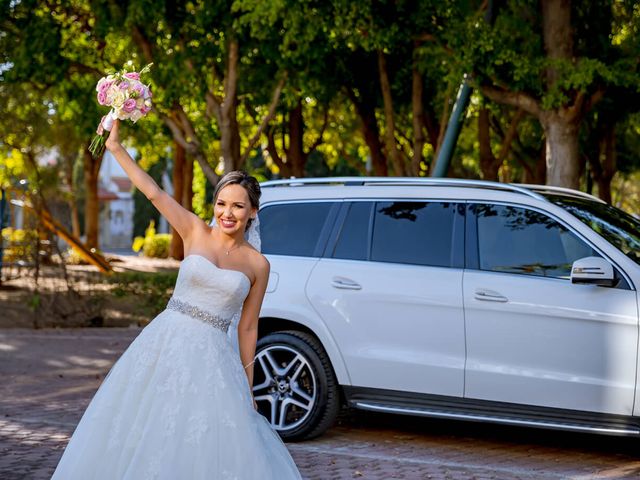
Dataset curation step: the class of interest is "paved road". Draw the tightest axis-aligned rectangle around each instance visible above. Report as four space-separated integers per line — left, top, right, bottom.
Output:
1 328 640 479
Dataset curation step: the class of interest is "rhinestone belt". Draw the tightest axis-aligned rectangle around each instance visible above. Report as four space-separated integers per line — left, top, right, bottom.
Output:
166 297 231 333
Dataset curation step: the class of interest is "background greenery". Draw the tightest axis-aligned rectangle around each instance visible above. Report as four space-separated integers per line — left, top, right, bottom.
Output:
1 0 639 253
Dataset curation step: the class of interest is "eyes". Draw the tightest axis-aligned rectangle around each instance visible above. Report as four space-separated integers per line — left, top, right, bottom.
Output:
216 201 244 209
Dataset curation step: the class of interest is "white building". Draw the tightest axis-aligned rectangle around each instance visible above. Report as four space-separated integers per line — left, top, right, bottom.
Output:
98 152 135 250
98 150 170 250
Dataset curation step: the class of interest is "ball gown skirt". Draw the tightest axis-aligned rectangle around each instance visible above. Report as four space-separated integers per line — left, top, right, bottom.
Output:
51 255 302 480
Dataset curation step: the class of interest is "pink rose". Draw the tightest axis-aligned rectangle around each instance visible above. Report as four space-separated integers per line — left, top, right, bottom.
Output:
119 81 130 90
97 91 108 105
140 105 151 115
122 98 137 113
124 72 140 80
133 83 145 96
98 80 113 93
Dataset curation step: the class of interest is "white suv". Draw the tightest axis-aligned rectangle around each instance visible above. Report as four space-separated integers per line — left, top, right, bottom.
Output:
251 177 640 441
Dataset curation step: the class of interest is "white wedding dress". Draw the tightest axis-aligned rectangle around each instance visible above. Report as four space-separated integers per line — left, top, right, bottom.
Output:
52 254 302 480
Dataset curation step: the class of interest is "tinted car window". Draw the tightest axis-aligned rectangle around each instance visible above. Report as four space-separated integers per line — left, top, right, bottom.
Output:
475 204 597 278
546 194 640 267
332 202 372 261
371 201 456 267
260 202 333 257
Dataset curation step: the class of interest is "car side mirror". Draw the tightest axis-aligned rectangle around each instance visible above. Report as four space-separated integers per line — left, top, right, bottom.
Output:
570 256 618 287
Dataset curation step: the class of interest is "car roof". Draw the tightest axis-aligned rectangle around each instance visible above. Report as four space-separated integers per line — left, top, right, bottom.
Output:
259 177 604 205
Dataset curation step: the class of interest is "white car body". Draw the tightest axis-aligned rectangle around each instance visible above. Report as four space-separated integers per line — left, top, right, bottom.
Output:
252 178 640 440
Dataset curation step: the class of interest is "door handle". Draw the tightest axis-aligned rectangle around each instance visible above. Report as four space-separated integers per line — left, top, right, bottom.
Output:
331 277 362 290
474 289 508 302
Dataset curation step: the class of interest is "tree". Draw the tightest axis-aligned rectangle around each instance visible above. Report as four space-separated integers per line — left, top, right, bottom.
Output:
453 0 640 188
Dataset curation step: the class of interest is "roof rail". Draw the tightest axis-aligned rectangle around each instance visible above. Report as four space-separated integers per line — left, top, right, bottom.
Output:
260 177 547 201
515 184 606 204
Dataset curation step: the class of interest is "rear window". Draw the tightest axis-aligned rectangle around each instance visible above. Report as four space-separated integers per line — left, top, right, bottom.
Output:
370 201 457 267
260 202 335 257
332 202 372 261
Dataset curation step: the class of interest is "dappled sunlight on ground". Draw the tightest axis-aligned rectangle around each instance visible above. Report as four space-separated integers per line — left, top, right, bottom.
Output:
2 328 640 479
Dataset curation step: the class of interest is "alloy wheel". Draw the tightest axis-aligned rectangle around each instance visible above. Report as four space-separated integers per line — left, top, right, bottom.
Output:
253 345 317 431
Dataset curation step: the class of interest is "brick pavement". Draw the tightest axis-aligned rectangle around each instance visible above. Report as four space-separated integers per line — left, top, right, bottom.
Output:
2 328 640 479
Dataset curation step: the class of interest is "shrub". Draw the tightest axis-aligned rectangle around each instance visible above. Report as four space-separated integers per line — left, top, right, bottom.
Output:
1 228 38 262
143 233 171 258
64 246 107 265
65 247 88 265
132 221 172 259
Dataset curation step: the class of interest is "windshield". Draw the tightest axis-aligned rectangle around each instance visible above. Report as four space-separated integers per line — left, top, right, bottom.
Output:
545 194 640 267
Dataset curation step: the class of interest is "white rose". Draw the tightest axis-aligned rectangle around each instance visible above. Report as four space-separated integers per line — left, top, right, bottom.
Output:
115 107 129 121
109 88 126 108
129 110 143 123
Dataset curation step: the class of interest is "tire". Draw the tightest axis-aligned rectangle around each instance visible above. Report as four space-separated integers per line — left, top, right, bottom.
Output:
253 330 340 441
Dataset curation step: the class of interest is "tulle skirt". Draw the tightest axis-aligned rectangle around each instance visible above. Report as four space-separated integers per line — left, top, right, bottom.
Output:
51 310 302 480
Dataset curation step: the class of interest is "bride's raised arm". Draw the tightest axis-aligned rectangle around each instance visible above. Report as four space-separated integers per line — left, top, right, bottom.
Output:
105 119 202 242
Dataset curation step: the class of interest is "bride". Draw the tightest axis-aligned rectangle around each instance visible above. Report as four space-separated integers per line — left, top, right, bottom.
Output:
51 120 302 479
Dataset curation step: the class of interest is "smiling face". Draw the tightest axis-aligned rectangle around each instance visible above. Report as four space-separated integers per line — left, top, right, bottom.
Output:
213 183 256 235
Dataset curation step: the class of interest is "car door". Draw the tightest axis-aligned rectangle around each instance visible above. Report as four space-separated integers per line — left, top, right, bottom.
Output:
463 203 638 415
306 200 466 397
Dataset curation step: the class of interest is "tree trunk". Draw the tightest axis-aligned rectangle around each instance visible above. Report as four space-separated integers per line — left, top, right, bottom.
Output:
535 146 547 184
592 124 616 204
82 148 101 250
287 100 306 178
266 128 291 178
423 108 440 158
170 141 185 259
220 38 241 173
220 107 241 173
478 106 500 181
61 154 81 238
69 200 81 239
229 102 242 172
411 63 425 177
377 50 406 176
540 0 580 188
541 0 573 87
348 90 387 176
540 113 581 189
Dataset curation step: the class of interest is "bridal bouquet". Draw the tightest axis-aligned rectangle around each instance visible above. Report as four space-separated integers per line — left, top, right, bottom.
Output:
88 63 153 158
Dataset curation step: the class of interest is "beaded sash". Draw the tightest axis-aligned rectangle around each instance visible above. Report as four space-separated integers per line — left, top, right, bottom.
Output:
166 297 231 333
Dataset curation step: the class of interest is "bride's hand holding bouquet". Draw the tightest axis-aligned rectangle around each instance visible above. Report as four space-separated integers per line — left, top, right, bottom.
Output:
89 63 153 159
104 116 123 152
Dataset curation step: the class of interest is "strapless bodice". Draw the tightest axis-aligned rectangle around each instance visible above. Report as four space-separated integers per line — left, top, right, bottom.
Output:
170 255 251 327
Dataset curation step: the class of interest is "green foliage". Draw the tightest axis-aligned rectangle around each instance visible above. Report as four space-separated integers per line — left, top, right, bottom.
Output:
143 234 171 258
132 220 172 258
64 247 106 265
453 0 640 110
133 156 166 238
192 161 213 220
1 0 640 205
107 270 178 318
1 228 37 262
